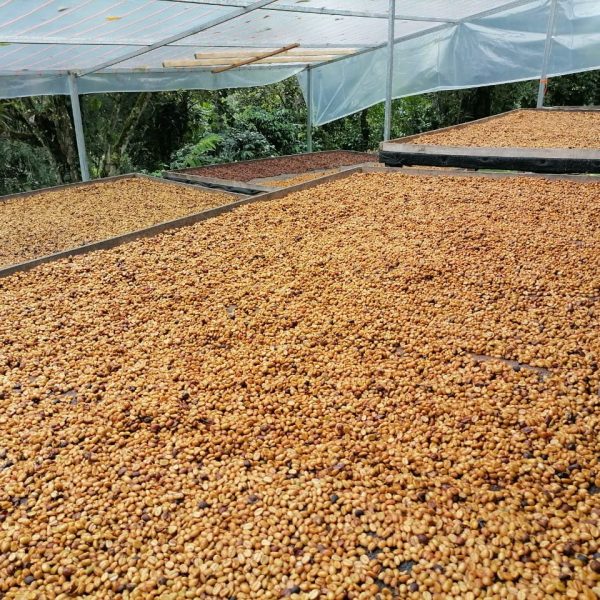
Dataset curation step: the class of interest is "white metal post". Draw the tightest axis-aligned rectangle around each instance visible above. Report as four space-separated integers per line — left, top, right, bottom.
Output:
383 0 396 141
67 74 90 182
537 0 559 108
306 67 313 152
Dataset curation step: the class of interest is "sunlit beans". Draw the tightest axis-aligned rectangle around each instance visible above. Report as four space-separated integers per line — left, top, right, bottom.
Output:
0 177 230 267
408 109 600 150
0 172 598 598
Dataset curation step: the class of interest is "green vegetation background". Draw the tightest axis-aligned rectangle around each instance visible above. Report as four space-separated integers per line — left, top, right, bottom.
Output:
0 71 598 195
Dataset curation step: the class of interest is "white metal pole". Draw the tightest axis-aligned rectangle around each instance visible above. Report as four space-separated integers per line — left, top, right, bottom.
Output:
67 74 90 182
306 67 313 152
383 0 396 141
537 0 558 108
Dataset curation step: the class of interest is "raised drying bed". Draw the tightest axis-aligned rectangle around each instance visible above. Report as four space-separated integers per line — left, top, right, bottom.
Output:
164 150 375 193
380 107 600 173
0 174 236 271
2 167 597 279
1 169 599 598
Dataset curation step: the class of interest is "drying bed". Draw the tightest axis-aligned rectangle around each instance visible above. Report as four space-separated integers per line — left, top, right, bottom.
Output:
0 168 362 279
405 109 600 149
173 151 373 182
252 168 346 188
164 164 377 196
0 176 231 269
380 109 600 174
1 172 600 599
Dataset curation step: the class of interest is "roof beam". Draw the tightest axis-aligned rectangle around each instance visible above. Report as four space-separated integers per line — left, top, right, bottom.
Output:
0 64 301 77
156 1 457 23
78 0 279 76
195 48 355 59
212 44 301 72
265 5 457 23
163 55 340 68
0 37 369 49
310 0 541 70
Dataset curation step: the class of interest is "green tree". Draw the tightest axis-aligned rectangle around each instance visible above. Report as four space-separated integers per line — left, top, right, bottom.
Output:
0 96 80 183
0 139 58 195
1 70 599 195
545 71 600 106
82 92 153 177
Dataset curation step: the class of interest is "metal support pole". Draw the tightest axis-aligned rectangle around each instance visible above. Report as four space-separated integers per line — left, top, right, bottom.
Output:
306 67 313 152
383 0 396 141
67 74 90 182
537 0 558 108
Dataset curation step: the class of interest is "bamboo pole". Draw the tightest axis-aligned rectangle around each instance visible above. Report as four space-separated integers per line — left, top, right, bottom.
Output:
195 48 354 59
212 43 299 73
163 54 343 69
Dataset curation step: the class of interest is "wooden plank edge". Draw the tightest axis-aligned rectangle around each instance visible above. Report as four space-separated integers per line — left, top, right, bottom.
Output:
0 173 240 204
247 162 374 185
0 197 256 279
540 105 600 112
383 109 525 146
173 150 375 175
0 173 135 204
378 150 600 174
249 166 364 202
363 164 600 182
163 171 278 194
379 143 600 160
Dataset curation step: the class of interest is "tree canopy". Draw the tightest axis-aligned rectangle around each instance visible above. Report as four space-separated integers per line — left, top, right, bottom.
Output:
1 71 598 196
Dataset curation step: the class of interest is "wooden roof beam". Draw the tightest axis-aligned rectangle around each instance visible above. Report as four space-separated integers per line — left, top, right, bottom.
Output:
194 48 355 59
163 54 342 69
211 43 299 73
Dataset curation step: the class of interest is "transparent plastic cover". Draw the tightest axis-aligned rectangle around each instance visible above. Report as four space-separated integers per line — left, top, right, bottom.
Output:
0 0 598 125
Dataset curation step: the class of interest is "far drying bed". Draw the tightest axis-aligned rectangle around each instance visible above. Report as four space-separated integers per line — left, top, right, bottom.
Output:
380 108 600 174
405 109 600 149
0 176 232 269
165 151 375 193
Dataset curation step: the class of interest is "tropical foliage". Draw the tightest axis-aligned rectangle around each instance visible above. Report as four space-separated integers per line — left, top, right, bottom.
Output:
0 72 598 195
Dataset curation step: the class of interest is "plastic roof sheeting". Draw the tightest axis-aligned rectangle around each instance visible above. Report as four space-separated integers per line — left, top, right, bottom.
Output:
0 0 599 125
301 0 600 124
